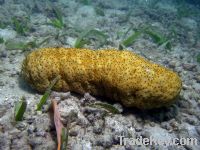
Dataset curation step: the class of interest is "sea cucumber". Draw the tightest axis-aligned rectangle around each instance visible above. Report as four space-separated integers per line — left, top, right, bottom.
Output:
21 47 182 109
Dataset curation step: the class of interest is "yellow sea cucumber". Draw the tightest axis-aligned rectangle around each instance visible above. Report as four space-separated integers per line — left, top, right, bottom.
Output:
21 47 182 109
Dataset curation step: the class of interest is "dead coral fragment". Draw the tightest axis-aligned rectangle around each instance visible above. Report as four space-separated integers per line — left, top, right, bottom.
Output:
21 48 182 109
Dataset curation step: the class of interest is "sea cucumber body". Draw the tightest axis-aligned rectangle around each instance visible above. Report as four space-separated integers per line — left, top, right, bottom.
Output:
21 48 182 109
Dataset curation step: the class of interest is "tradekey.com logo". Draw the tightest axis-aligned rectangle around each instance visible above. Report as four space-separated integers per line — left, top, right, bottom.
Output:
118 135 198 146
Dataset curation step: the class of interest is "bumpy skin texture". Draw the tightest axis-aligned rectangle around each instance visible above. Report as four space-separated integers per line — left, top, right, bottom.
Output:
21 48 182 109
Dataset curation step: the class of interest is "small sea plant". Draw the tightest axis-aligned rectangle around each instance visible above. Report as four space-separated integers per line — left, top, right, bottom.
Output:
119 27 172 50
14 96 27 121
95 7 105 16
49 8 64 29
0 21 7 29
5 40 28 50
61 127 68 150
74 28 107 48
144 29 172 50
119 30 142 49
5 37 51 51
89 102 121 114
12 17 30 35
197 54 200 63
0 37 4 44
79 0 91 5
36 75 60 110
